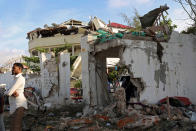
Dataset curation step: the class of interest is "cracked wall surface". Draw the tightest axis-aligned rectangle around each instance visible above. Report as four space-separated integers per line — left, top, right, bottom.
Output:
81 31 196 106
40 52 70 107
121 32 196 104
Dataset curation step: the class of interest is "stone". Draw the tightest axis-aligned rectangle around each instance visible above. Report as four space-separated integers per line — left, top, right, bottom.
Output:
67 118 93 127
82 125 101 131
76 112 83 117
193 124 196 130
145 107 152 114
94 114 109 121
59 117 72 129
115 88 126 114
70 125 86 130
182 117 190 122
107 110 116 118
126 115 160 129
60 111 70 116
127 105 134 110
59 123 68 130
126 109 139 117
106 123 111 126
130 98 138 103
117 113 140 129
110 118 119 124
134 104 143 110
103 103 116 113
83 106 95 116
60 117 72 122
48 112 55 117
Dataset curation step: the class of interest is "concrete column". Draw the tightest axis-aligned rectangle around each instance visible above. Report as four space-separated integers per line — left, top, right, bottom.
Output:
81 35 111 107
59 52 71 104
95 54 111 106
89 56 98 106
72 45 75 56
39 53 59 107
39 53 52 98
81 36 91 105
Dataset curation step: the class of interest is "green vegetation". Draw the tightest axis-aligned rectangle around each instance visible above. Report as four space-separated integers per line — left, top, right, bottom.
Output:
70 56 78 65
25 44 78 73
121 9 141 31
108 65 129 82
35 44 72 56
35 47 48 53
53 44 72 56
182 23 196 35
23 56 40 63
74 80 82 88
22 56 40 72
160 15 177 32
108 70 118 82
132 9 142 31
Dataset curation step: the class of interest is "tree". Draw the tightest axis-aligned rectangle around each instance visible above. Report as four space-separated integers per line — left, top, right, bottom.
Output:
44 24 49 28
121 9 141 30
51 23 59 28
181 25 196 34
173 0 196 34
173 0 196 23
132 9 142 30
160 15 178 31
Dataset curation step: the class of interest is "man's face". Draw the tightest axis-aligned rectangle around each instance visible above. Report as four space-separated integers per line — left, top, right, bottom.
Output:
12 65 21 75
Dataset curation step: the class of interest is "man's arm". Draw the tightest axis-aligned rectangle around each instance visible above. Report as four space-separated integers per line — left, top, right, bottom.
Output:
6 77 23 96
0 96 4 113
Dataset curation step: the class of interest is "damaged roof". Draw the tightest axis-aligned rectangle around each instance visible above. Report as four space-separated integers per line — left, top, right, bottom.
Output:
108 22 132 29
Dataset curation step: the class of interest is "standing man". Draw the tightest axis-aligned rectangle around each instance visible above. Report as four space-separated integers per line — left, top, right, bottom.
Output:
0 88 5 131
5 63 28 131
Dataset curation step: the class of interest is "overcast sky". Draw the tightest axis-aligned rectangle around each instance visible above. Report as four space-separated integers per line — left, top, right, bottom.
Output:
0 0 193 65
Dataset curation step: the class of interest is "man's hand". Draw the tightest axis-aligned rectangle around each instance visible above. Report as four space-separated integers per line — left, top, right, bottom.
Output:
12 91 19 97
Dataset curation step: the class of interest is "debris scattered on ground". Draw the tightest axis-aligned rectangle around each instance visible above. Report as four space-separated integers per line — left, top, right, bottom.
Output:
4 92 196 131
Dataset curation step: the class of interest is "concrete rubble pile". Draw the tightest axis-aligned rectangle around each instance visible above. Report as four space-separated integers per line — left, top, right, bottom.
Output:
9 87 195 130
60 93 195 130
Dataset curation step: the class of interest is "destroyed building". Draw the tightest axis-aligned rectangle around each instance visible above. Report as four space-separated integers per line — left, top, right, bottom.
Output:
27 19 88 56
79 5 196 107
81 31 196 106
24 5 196 108
1 5 196 130
23 17 134 107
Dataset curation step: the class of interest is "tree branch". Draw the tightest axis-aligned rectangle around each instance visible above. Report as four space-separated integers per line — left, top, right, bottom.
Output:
178 0 195 20
187 0 196 16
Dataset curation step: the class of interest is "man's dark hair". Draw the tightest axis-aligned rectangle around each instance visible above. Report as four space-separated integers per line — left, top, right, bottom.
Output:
13 63 24 70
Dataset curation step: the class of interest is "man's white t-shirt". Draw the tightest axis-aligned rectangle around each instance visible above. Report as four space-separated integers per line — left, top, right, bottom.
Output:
6 73 28 114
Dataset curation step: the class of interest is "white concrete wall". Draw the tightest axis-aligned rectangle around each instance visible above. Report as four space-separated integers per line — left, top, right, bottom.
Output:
39 52 71 107
25 74 42 91
121 32 196 104
0 72 41 92
0 72 14 89
59 52 71 104
39 53 59 106
81 36 112 106
111 27 126 33
81 32 196 106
